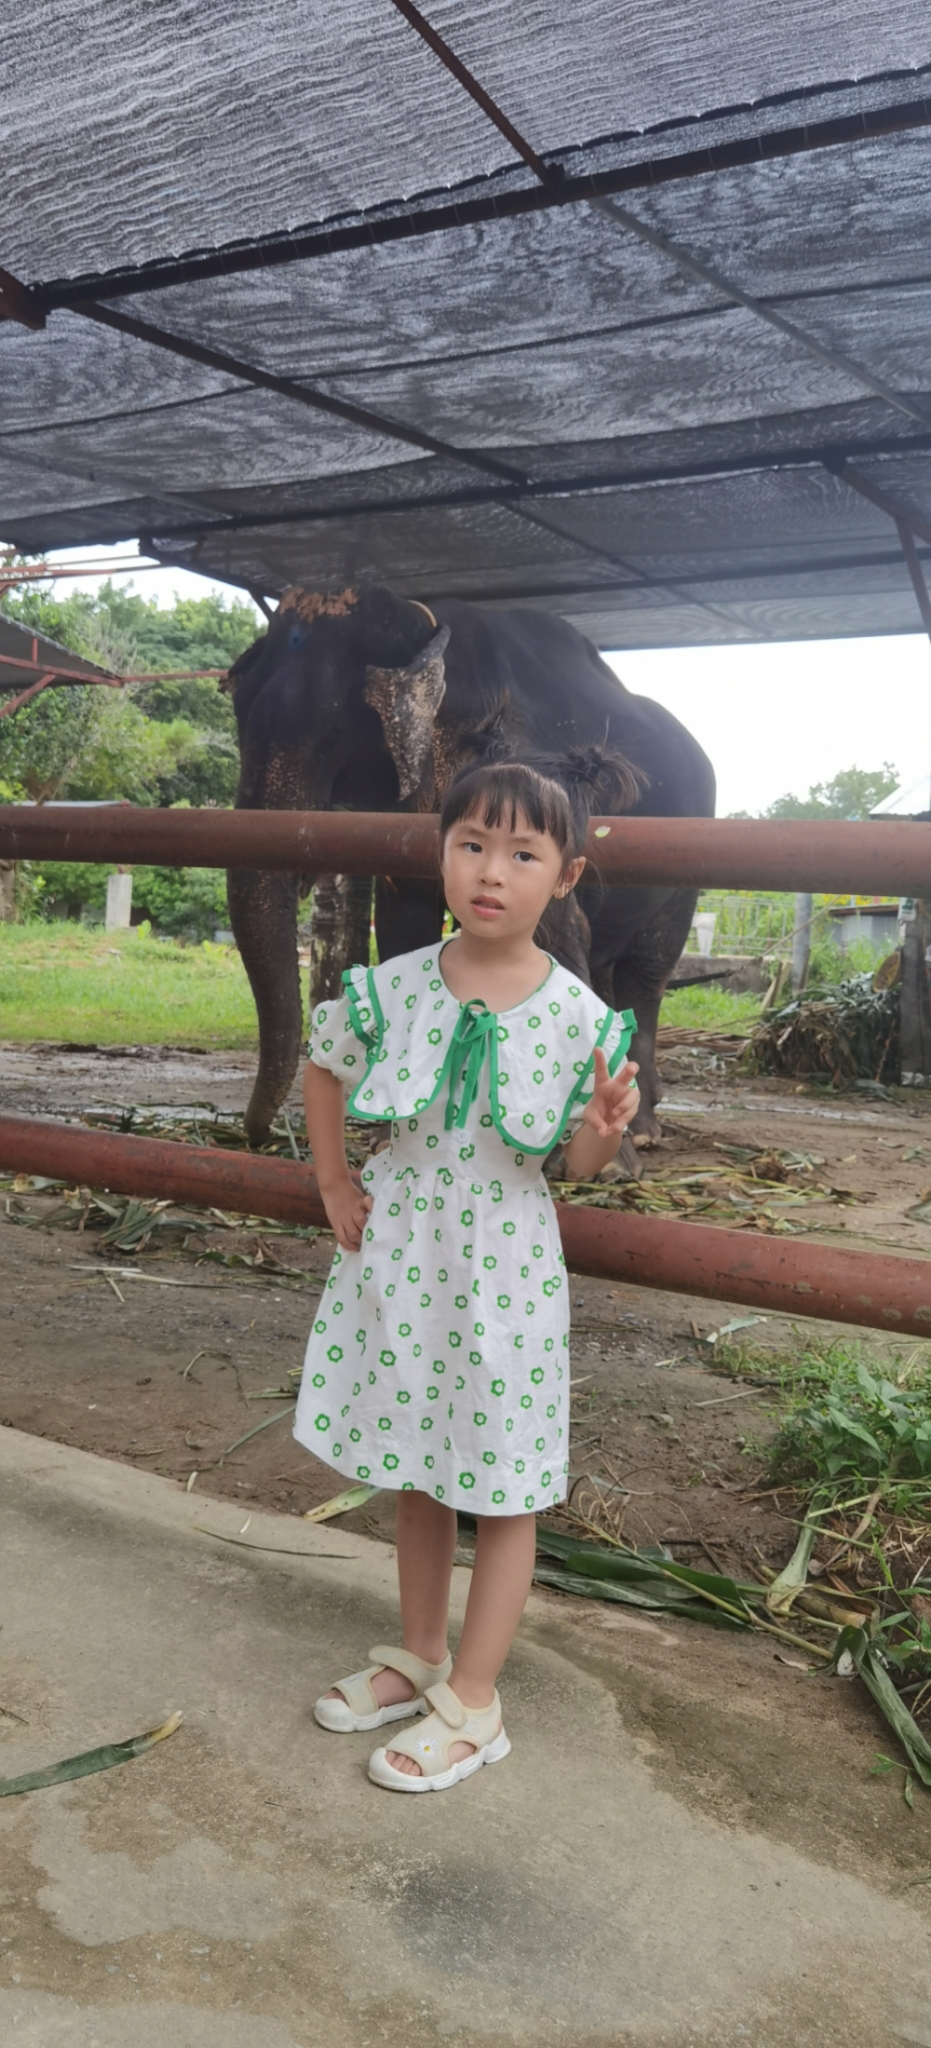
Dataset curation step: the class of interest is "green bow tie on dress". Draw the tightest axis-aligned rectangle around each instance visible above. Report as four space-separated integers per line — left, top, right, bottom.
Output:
443 1000 496 1130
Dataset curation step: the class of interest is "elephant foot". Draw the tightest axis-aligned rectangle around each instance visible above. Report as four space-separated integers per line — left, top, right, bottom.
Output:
617 1130 646 1180
244 1120 274 1150
243 1092 279 1149
630 1097 663 1146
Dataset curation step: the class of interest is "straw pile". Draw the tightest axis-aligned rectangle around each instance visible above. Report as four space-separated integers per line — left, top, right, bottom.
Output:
747 970 899 1085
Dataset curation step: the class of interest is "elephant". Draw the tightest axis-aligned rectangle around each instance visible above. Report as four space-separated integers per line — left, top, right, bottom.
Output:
226 583 716 1147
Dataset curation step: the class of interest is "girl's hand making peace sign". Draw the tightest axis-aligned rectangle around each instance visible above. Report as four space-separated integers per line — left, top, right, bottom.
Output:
581 1050 640 1137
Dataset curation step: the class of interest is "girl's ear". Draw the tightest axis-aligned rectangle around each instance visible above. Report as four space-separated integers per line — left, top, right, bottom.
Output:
553 855 586 899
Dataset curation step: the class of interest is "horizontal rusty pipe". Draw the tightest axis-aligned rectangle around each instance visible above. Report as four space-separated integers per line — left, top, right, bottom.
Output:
1 1114 929 1338
0 805 929 894
0 1115 328 1231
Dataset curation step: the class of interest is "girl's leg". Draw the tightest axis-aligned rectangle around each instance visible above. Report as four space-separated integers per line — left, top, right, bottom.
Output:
385 1510 536 1775
326 1489 457 1707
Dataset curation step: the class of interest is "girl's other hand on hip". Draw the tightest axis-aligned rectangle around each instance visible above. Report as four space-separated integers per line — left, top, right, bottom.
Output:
319 1175 373 1251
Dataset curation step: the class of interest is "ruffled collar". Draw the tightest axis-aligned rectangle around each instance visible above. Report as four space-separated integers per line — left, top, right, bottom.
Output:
342 945 634 1155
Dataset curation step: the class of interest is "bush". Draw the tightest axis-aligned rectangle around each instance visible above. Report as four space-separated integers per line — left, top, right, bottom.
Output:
29 860 108 916
807 934 893 985
766 1352 931 1500
32 860 228 941
131 866 228 941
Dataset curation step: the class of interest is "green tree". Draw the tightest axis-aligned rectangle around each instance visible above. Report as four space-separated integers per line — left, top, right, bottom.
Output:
0 580 261 807
764 763 899 821
0 684 102 802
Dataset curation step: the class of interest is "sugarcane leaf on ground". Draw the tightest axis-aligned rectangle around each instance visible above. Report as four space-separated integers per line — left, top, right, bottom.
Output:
832 1626 931 1787
535 1525 677 1570
767 1519 818 1615
0 1711 182 1799
564 1546 758 1621
304 1483 380 1523
535 1524 764 1622
534 1522 837 1657
531 1564 748 1626
208 1405 296 1466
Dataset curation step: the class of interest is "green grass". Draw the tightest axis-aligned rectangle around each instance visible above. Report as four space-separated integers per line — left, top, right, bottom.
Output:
659 982 762 1032
0 923 260 1048
717 1335 931 1512
767 1353 931 1508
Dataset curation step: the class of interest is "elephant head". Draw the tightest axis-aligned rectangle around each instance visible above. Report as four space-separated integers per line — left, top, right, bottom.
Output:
225 584 451 1142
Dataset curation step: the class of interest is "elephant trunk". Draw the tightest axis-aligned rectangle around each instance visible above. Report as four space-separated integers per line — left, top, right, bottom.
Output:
227 865 304 1146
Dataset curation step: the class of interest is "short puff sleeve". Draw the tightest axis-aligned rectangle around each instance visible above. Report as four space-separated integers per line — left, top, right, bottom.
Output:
307 963 373 1084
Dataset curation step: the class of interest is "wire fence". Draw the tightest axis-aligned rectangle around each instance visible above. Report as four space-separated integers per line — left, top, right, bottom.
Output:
683 892 901 959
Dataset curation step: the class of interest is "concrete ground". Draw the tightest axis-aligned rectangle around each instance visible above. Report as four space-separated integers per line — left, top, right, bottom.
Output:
1 1427 930 2048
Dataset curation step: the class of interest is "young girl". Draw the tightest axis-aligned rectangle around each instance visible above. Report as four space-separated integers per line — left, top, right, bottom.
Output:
294 758 639 1793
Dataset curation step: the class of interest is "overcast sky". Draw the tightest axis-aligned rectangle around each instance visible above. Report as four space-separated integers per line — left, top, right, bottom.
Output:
32 545 929 818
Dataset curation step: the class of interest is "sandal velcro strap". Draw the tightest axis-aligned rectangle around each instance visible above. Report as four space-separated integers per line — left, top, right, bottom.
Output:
423 1679 468 1729
315 1643 454 1731
368 1643 451 1691
368 1684 506 1786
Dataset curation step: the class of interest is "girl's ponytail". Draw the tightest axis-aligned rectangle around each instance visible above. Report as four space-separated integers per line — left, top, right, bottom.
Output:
527 743 646 855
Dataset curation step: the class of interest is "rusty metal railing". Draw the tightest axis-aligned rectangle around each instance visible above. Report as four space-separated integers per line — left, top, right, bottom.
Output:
2 804 929 1336
1 804 929 893
0 1115 928 1339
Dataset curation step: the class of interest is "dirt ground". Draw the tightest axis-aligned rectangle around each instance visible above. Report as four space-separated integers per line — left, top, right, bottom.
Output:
4 1035 931 1854
3 1033 931 1560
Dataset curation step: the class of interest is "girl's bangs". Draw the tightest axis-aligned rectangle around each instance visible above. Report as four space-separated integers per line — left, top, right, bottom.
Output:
440 762 572 851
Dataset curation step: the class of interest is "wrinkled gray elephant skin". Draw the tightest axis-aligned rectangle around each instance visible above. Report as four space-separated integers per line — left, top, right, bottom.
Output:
226 584 715 1146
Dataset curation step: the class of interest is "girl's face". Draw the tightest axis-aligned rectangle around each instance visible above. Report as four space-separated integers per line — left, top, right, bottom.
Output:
440 806 585 944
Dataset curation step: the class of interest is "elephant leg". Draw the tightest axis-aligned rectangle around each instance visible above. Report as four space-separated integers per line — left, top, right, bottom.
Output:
309 874 373 1010
612 887 699 1143
227 866 303 1147
374 876 444 961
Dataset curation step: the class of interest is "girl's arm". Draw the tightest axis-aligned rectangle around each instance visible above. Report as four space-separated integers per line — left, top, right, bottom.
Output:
304 1060 372 1251
562 1052 640 1182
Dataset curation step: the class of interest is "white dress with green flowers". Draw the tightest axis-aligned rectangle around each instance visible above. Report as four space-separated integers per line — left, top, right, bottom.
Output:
293 942 634 1515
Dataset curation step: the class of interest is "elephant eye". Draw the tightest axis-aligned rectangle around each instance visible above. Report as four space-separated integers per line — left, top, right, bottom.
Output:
287 625 304 650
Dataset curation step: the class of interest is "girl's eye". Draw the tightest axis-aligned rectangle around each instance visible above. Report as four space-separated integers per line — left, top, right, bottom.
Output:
461 839 483 854
514 850 535 863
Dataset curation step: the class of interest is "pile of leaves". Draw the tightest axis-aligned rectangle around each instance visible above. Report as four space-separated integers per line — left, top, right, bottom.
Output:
558 1138 861 1234
746 969 900 1085
499 1331 931 1795
525 1508 931 1800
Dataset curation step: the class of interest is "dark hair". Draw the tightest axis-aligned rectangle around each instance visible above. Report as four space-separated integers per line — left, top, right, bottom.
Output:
439 760 577 868
438 744 644 871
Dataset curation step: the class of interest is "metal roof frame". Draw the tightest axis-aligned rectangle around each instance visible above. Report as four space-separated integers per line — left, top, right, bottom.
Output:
4 4 931 646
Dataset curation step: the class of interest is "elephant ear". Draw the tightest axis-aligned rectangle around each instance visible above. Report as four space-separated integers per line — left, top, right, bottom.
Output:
363 624 450 801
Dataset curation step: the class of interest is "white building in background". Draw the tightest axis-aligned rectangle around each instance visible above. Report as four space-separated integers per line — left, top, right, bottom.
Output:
870 774 931 819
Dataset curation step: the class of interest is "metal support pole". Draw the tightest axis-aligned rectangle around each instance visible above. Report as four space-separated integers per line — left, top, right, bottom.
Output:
0 1114 929 1340
900 897 931 1084
896 521 931 644
791 893 813 992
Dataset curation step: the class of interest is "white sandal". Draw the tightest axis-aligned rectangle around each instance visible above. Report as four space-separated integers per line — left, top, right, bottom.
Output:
368 1680 510 1792
313 1643 453 1733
